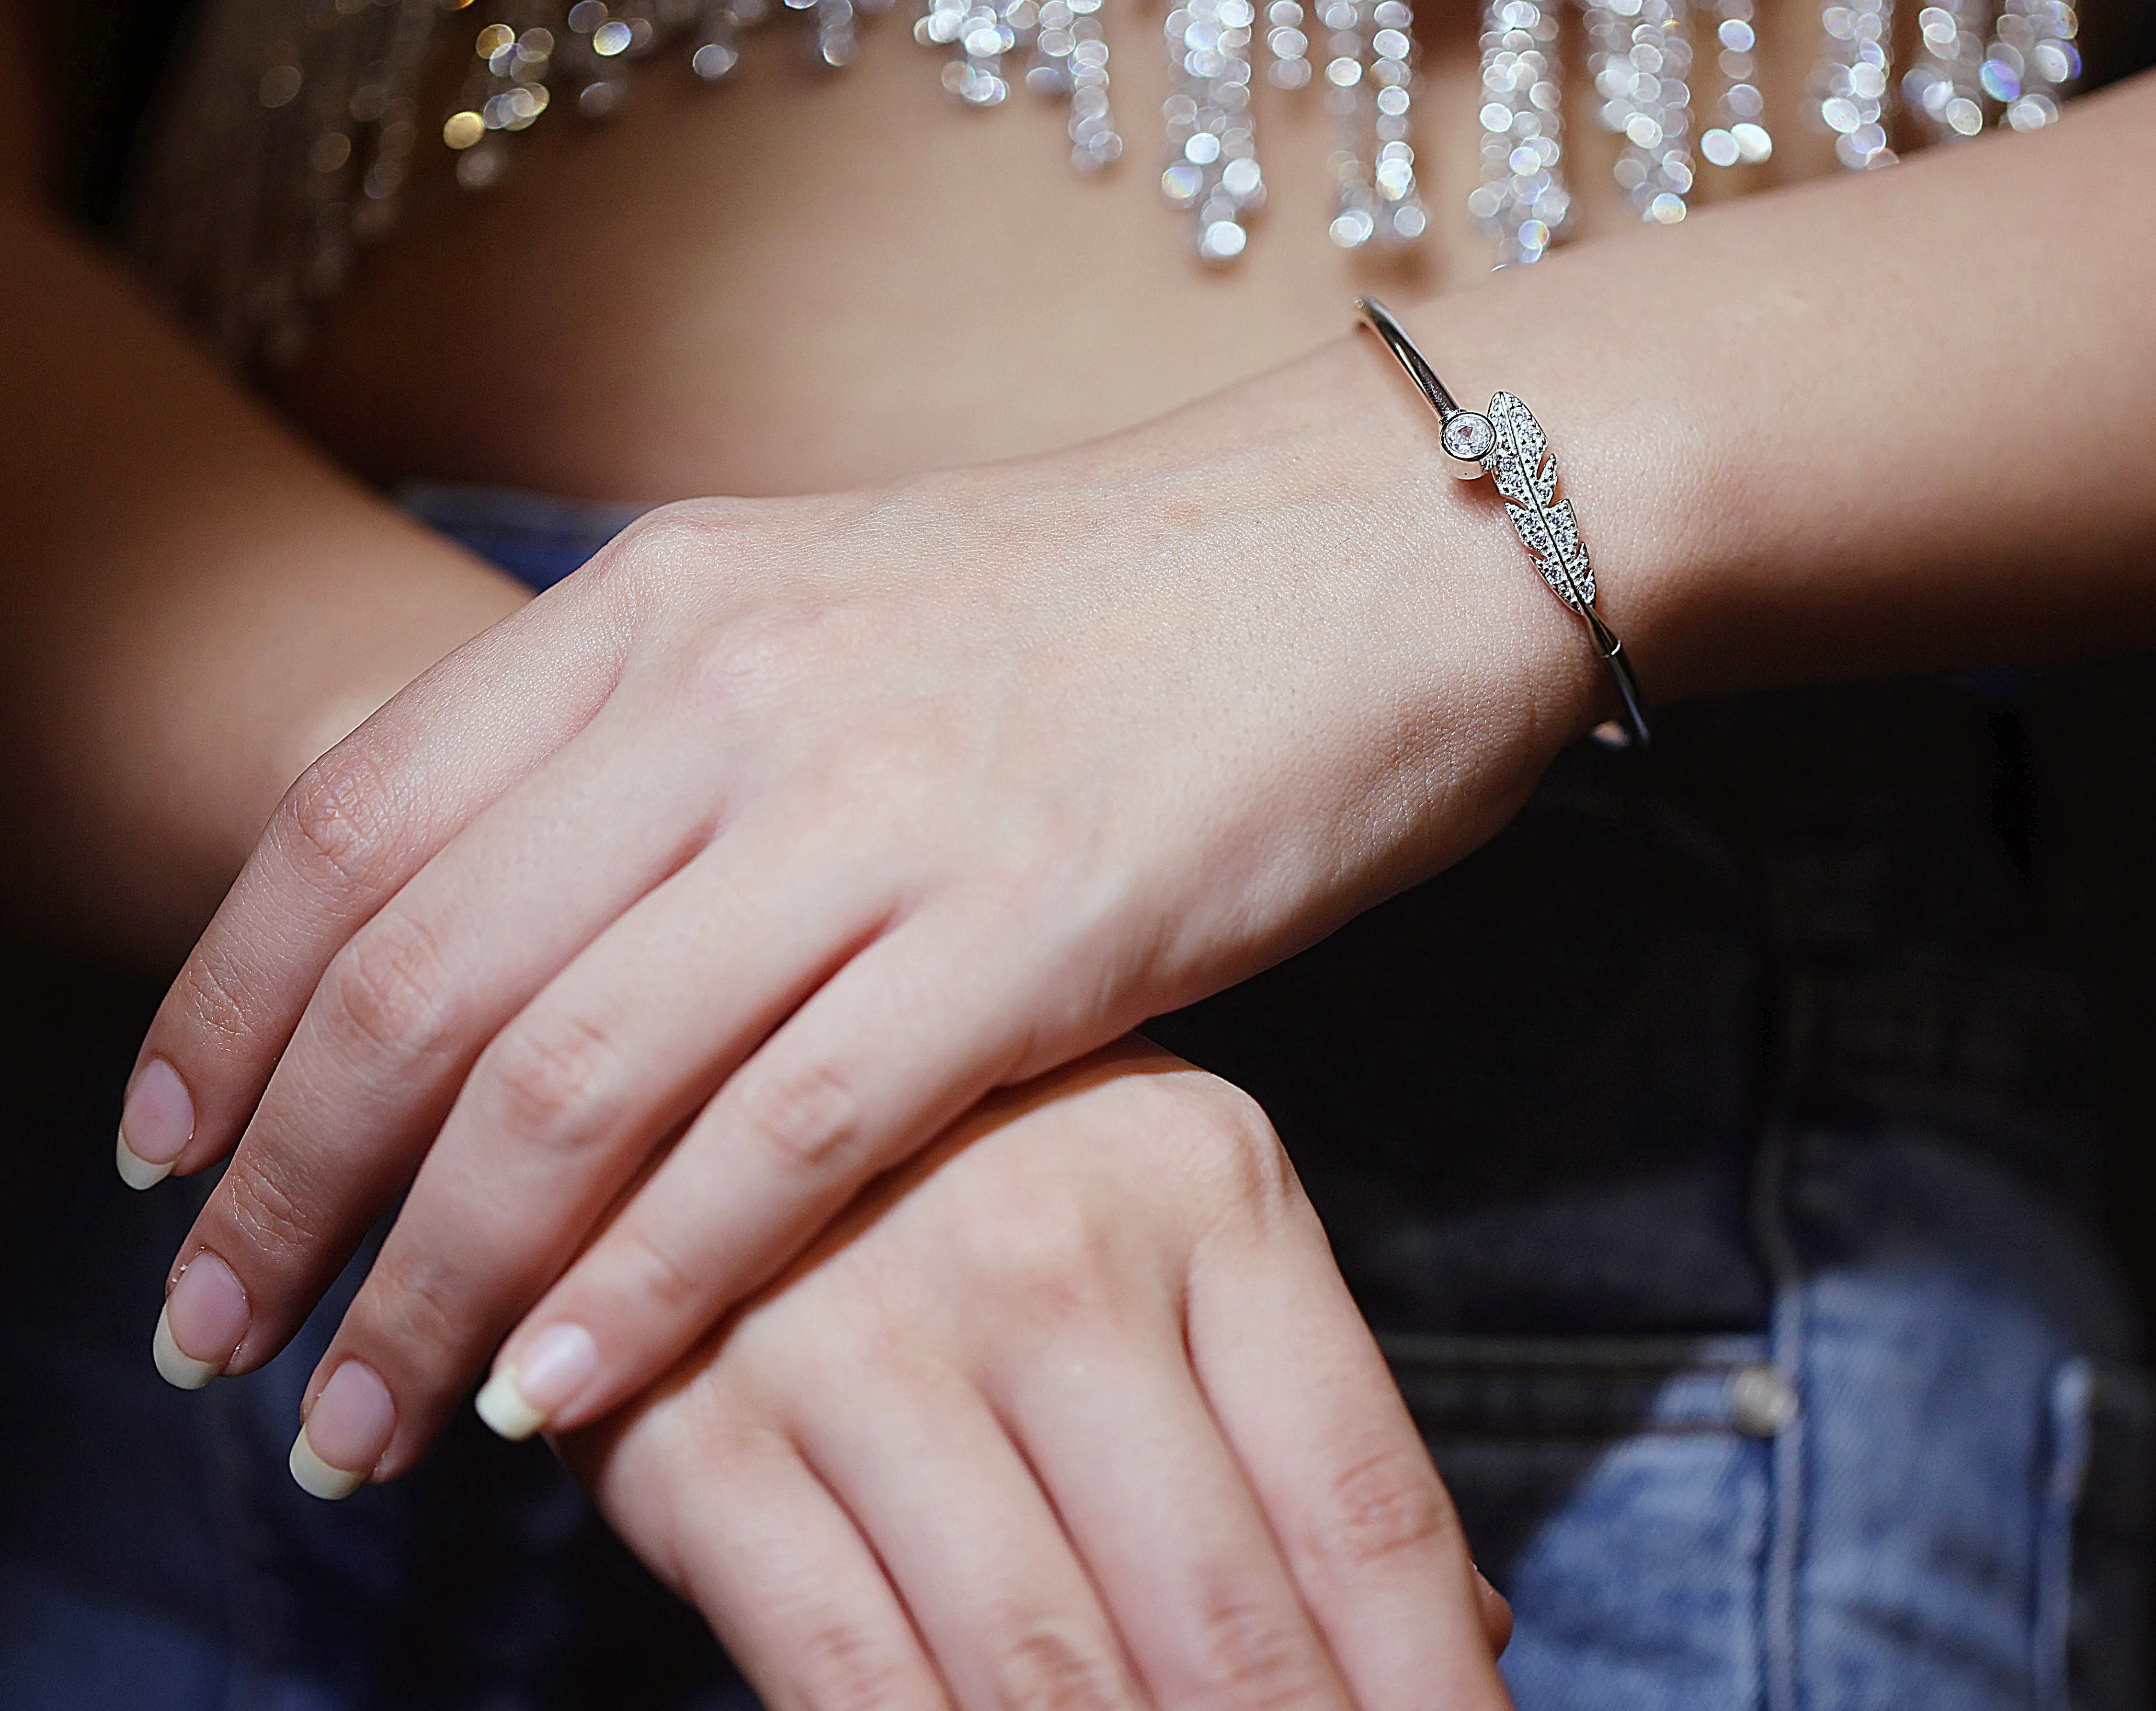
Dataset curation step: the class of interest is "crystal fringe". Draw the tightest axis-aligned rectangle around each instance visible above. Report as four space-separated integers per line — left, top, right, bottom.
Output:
1315 0 1426 250
1810 0 1898 167
1984 0 2081 129
1698 0 1771 167
1904 0 1991 138
130 0 2090 361
1585 0 1697 221
1164 0 1262 258
137 0 1426 366
1468 0 1568 265
1264 0 1313 87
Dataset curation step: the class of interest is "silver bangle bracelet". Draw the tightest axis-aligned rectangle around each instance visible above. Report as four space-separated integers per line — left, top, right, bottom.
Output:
1355 296 1652 750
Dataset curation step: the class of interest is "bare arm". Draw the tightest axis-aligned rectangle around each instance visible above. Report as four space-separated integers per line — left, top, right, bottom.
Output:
1372 71 2156 712
0 3 526 964
138 66 2156 1482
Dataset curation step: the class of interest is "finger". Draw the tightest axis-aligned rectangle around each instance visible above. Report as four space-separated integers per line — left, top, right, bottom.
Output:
569 1403 953 1711
476 901 1065 1436
299 827 887 1476
1187 1201 1514 1710
123 586 624 1190
783 1354 1145 1711
1004 1332 1359 1711
165 676 738 1379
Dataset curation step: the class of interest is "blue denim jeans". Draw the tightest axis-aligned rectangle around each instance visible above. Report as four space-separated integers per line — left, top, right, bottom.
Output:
0 483 2145 1711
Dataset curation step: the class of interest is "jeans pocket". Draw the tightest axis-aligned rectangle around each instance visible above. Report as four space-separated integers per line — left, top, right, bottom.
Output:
1384 1332 1788 1711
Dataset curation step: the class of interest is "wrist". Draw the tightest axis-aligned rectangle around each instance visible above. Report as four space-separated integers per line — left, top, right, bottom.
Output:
1037 317 1611 900
1264 311 1625 815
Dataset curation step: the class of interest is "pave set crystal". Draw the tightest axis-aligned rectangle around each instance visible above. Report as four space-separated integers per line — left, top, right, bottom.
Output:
1356 298 1651 747
134 0 2081 366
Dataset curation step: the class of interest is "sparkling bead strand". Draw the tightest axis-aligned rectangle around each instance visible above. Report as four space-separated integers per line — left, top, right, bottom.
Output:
1698 0 1772 168
815 0 860 67
1468 0 1568 265
1367 0 1426 245
348 0 441 239
1063 3 1122 170
1025 0 1122 171
293 3 378 306
919 0 1008 105
1586 0 1697 221
1810 0 1897 169
577 0 663 117
1903 0 1992 138
1163 0 1264 261
1322 0 1376 248
689 0 759 81
255 1 373 363
218 16 313 360
1984 0 2078 130
443 6 558 188
1265 0 1312 87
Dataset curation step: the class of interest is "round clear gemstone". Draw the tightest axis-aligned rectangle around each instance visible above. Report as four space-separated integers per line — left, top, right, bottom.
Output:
1441 412 1496 462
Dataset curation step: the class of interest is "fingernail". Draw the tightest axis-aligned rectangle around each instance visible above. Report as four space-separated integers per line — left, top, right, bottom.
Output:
117 1058 194 1190
154 1251 249 1389
289 1360 395 1501
475 1322 598 1441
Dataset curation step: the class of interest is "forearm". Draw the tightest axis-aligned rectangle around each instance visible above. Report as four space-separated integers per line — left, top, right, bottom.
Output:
1274 71 2156 742
0 202 527 962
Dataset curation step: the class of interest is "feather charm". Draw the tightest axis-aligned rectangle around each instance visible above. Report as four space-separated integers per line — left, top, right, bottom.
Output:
1484 390 1597 613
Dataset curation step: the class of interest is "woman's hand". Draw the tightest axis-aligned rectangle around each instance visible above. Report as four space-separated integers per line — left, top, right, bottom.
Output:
134 335 1609 1476
564 1044 1513 1711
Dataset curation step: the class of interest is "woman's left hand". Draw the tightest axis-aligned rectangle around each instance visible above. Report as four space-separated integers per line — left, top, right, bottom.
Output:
563 1042 1514 1711
131 331 1611 1475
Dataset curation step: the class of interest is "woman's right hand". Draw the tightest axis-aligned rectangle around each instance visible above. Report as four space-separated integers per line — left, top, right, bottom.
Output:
563 1040 1514 1711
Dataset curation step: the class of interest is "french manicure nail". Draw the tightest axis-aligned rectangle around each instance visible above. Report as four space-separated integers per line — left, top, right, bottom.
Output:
289 1360 395 1501
117 1059 194 1190
154 1251 249 1389
474 1322 599 1441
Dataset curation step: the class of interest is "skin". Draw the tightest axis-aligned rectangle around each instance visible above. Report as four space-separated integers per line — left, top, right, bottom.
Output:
566 1041 1516 1711
1 0 2150 1699
0 4 1516 1697
138 70 2156 1476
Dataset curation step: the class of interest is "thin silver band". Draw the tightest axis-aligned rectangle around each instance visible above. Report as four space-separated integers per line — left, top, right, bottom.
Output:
1356 296 1652 750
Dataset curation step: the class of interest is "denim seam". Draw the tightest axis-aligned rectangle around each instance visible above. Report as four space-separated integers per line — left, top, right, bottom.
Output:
1750 1116 1807 1711
2034 1356 2094 1711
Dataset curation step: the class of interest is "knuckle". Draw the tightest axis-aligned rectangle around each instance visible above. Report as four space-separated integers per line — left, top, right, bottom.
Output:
354 1255 471 1377
1142 1075 1299 1233
973 1205 1118 1330
217 1144 323 1271
614 1220 710 1317
935 1160 1125 1331
1307 1444 1453 1578
589 502 712 597
173 942 256 1052
735 1059 860 1174
788 1620 935 1711
282 744 401 892
325 912 455 1060
993 1623 1133 1711
1186 1594 1331 1711
671 607 837 726
480 1011 620 1150
613 498 745 572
